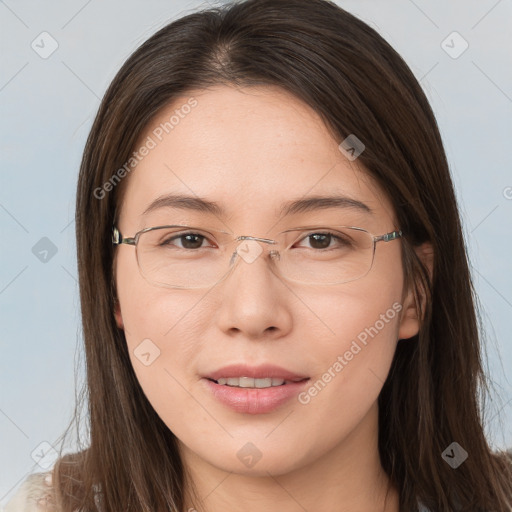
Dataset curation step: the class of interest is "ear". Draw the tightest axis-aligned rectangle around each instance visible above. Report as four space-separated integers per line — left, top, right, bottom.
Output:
114 298 124 330
398 241 434 340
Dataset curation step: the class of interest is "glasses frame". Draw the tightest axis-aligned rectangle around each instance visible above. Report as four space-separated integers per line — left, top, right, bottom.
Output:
112 224 403 288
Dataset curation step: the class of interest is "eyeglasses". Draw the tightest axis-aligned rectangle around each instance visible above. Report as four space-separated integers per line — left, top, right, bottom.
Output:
112 224 403 289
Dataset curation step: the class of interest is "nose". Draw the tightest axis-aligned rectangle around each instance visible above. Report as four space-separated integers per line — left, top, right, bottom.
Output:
215 238 293 339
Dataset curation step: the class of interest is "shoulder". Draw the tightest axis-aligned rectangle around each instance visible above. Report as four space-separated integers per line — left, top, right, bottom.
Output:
3 470 57 512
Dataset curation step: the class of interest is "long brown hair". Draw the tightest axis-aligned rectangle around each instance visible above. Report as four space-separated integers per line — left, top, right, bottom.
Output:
52 0 512 510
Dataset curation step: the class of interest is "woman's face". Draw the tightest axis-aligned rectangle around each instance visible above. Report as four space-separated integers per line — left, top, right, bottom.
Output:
113 85 421 476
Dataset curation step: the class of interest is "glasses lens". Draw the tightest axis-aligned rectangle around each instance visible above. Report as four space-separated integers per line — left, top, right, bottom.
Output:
278 226 374 285
136 225 375 288
136 226 231 289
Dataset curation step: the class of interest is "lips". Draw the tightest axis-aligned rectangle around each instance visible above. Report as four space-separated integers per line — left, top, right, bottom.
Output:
203 363 310 384
201 363 310 413
216 376 287 388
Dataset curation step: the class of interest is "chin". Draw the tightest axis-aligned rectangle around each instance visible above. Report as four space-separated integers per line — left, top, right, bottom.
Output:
200 442 311 477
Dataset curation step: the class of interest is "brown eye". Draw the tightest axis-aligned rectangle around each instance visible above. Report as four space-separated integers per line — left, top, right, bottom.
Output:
295 231 353 250
161 232 210 250
307 233 332 249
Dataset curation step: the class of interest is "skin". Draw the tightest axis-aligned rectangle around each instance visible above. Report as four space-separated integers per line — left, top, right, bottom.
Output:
113 84 433 512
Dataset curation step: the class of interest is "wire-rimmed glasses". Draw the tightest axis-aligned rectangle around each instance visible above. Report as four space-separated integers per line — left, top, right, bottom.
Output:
112 224 403 289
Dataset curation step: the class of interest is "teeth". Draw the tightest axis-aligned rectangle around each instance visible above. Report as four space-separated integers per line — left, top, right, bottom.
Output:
216 377 286 388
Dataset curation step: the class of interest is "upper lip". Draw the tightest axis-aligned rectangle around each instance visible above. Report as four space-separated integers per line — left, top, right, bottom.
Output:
203 364 309 382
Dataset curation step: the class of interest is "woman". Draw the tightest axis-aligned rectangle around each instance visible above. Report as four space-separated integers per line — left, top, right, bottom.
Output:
5 0 512 511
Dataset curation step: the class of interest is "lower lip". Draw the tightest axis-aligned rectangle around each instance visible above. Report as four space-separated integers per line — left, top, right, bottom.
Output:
202 378 310 414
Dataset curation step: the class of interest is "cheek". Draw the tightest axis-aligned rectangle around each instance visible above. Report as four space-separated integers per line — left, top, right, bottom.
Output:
119 285 207 370
293 271 403 413
116 286 210 435
296 261 403 351
114 253 205 401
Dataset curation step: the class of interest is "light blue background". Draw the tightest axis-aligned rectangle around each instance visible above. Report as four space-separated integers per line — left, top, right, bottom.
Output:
1 0 511 504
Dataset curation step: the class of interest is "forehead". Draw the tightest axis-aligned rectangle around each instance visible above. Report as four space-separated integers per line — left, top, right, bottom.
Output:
117 85 396 229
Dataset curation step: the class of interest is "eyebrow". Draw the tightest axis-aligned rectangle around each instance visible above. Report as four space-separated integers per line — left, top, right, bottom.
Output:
141 193 374 218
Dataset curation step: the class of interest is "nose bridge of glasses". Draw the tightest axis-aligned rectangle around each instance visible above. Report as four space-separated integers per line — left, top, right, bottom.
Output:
227 234 281 268
236 235 278 245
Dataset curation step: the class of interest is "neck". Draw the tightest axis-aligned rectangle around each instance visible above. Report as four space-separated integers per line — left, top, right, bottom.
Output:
180 403 400 512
